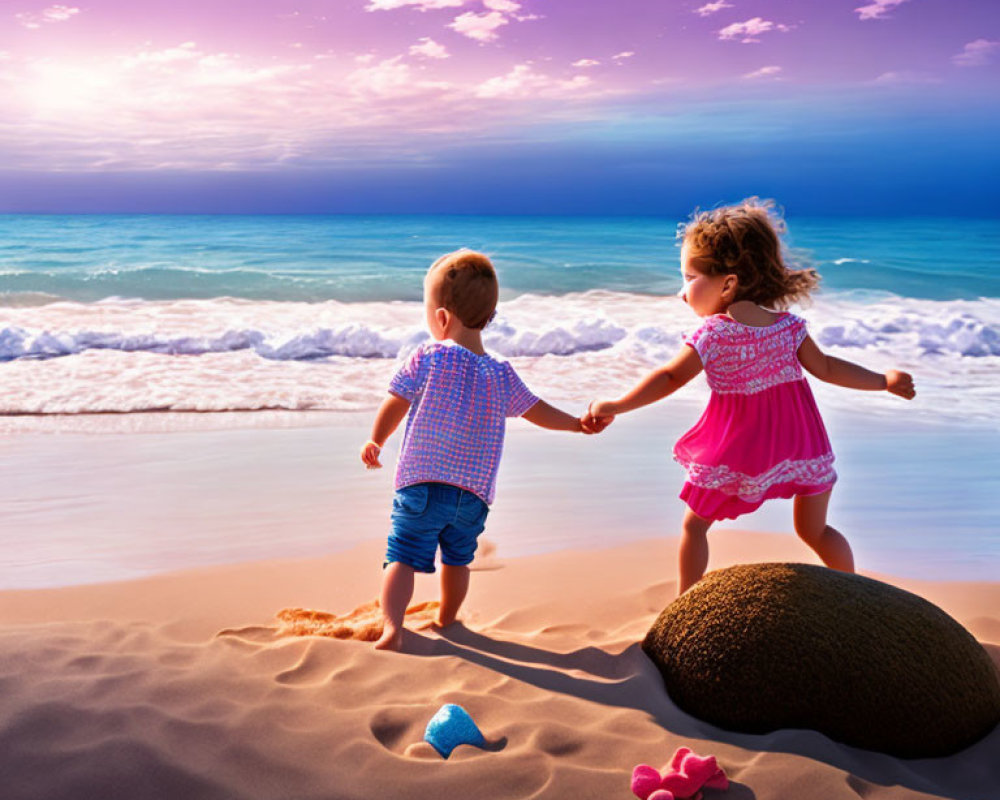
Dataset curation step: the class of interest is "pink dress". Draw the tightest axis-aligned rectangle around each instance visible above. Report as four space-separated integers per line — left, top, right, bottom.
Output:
673 312 836 522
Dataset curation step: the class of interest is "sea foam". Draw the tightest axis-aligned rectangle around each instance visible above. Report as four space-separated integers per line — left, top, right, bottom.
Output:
2 292 998 423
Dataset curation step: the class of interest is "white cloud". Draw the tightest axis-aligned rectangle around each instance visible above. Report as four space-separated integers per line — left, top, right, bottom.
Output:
348 56 449 97
612 51 635 62
410 37 450 59
952 39 1000 67
120 42 199 69
449 10 509 42
475 63 591 98
483 0 520 11
0 33 625 173
718 17 789 43
695 2 734 16
16 4 80 29
365 0 466 10
872 70 942 85
572 59 600 68
854 0 909 21
43 4 78 21
355 54 376 64
743 65 782 80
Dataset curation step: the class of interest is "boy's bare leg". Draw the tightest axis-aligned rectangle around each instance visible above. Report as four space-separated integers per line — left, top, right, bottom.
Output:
679 508 712 595
374 562 415 651
793 489 854 573
435 564 470 628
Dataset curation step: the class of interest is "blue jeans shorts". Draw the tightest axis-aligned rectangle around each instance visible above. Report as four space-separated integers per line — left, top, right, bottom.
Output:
385 482 490 573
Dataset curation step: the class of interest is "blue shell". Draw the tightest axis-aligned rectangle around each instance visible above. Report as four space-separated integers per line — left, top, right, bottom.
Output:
423 703 486 758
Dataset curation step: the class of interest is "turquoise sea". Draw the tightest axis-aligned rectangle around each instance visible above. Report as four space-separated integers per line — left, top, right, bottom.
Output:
1 214 998 303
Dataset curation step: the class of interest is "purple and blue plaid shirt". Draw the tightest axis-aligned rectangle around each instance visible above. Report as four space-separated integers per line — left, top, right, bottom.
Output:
389 341 539 505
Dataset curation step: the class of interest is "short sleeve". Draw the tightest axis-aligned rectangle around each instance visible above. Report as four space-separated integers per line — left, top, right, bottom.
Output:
792 315 809 349
503 363 539 417
684 318 716 365
388 346 428 402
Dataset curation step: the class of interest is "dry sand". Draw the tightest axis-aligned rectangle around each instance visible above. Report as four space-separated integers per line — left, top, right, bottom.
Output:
1 530 997 800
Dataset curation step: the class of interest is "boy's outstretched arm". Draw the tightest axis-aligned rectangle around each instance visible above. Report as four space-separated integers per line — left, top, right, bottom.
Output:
361 392 411 469
522 400 599 434
591 345 702 417
797 336 915 398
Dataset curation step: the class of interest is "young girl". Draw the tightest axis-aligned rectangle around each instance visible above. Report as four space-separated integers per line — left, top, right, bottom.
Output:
590 198 915 595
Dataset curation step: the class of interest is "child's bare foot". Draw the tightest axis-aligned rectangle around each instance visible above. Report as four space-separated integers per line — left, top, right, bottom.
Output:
431 614 459 630
373 623 404 651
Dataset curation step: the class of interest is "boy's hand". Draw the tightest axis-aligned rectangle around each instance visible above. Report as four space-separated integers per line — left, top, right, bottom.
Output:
580 413 612 434
361 440 383 469
885 370 915 400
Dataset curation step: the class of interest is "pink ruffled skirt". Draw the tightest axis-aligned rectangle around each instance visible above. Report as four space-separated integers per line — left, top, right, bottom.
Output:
673 379 836 522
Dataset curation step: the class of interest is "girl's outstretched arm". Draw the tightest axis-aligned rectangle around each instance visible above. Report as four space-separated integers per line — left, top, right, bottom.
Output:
361 392 411 468
590 345 703 417
797 335 915 398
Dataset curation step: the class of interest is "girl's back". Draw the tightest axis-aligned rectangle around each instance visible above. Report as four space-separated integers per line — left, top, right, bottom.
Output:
686 312 807 396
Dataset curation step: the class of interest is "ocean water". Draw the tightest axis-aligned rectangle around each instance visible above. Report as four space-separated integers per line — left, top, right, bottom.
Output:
1 214 997 586
1 214 998 422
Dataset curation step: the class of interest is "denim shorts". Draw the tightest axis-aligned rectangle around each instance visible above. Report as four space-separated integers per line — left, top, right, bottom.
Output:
385 482 490 573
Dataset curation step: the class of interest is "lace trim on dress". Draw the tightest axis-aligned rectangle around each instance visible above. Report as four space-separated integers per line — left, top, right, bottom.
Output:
674 453 836 502
712 366 804 395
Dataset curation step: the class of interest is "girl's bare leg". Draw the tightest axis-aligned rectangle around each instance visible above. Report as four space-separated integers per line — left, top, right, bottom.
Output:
436 564 470 627
793 489 854 573
374 562 415 651
679 508 713 595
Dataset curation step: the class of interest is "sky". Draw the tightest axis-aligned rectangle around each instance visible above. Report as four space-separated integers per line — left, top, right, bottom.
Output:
0 0 998 214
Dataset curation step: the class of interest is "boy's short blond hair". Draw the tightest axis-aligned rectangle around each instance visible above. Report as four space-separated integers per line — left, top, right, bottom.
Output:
427 250 499 330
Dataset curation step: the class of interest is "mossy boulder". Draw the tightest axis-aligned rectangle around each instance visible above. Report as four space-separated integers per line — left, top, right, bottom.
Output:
642 563 1000 758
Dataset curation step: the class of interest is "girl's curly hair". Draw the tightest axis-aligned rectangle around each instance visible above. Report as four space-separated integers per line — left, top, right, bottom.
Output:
680 197 819 310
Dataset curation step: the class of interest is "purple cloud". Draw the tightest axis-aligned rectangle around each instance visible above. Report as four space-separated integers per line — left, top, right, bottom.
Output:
16 3 80 29
474 64 591 98
952 39 999 67
855 0 909 22
365 0 465 10
743 65 782 80
695 2 734 17
718 17 790 44
410 37 450 59
872 70 943 85
448 10 509 42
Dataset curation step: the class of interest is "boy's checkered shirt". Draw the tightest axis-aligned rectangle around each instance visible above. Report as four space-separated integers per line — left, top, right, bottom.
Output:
389 341 539 505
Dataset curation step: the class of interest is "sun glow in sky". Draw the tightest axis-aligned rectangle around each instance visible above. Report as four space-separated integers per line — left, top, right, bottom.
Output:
1 0 998 213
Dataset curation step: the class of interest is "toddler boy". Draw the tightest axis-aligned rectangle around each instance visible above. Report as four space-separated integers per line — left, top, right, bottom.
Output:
361 250 604 650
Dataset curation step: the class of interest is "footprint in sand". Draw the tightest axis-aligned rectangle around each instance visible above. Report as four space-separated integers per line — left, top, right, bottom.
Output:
218 599 440 646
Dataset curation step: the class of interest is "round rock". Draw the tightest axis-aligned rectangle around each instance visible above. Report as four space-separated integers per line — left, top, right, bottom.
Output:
642 563 1000 758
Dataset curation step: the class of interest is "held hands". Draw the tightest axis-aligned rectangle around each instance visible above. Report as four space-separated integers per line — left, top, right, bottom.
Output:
360 439 383 469
581 400 616 434
885 369 916 400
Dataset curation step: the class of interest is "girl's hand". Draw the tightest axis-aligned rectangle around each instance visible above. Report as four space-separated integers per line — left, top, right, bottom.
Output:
885 370 915 400
361 440 383 469
589 399 617 418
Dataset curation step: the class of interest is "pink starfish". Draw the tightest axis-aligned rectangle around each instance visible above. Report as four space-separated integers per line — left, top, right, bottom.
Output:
630 747 729 800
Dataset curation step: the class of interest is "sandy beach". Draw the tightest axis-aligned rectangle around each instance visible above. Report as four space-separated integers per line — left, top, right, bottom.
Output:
2 525 997 800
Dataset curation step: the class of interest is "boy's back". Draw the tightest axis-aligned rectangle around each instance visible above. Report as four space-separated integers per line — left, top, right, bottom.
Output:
390 341 537 505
